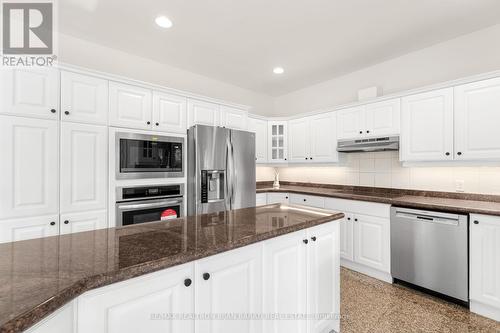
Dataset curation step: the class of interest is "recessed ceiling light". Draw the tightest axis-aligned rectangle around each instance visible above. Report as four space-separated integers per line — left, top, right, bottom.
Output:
273 67 284 74
155 15 173 29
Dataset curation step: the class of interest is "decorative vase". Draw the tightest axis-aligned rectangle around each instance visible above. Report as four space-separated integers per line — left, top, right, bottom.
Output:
273 169 280 189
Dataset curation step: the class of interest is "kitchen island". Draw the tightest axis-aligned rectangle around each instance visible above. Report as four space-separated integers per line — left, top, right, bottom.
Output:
0 204 343 333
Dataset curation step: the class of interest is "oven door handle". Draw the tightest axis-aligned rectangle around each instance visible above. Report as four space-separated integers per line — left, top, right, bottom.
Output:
117 199 182 210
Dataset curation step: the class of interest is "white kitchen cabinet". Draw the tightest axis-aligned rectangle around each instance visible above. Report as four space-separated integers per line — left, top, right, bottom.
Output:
195 243 262 333
268 121 288 163
59 210 107 235
256 193 267 206
60 123 107 214
288 118 310 162
0 67 59 120
337 106 364 140
109 82 152 130
469 214 500 322
0 116 59 220
60 71 108 125
0 215 59 243
263 230 308 333
353 214 390 273
78 262 195 333
306 222 340 333
187 99 220 127
454 78 500 161
339 213 354 261
248 117 268 163
289 194 325 209
220 106 248 130
267 192 289 204
401 88 454 162
364 98 400 137
25 301 75 333
152 91 187 133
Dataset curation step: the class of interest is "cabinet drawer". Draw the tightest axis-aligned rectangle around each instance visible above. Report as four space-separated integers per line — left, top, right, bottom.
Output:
289 194 325 208
267 192 289 204
324 197 389 218
256 193 267 206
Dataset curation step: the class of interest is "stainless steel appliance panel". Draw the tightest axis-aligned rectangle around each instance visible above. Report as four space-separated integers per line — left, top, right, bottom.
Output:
391 207 468 302
229 129 256 209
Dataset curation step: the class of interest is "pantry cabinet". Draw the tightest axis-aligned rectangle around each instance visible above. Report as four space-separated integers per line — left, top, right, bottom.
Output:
0 67 60 120
152 92 187 133
0 215 59 243
469 214 500 322
268 121 288 163
220 105 248 130
60 71 109 125
109 82 152 130
248 117 268 163
187 99 220 127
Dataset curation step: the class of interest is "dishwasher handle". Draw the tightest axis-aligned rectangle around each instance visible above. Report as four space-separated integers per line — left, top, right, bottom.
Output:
394 210 460 226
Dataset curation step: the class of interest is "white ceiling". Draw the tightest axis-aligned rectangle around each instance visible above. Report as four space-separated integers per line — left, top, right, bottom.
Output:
60 0 500 96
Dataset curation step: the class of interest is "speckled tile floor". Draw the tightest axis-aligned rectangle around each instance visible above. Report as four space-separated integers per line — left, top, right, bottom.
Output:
340 268 500 333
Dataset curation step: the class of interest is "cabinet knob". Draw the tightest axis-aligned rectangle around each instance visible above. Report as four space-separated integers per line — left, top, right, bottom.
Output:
445 152 450 156
359 131 363 134
457 152 462 156
347 217 351 221
305 157 308 160
354 218 358 222
64 111 70 115
310 157 313 160
50 221 56 226
473 220 479 225
50 109 56 114
64 220 69 225
203 273 210 280
147 121 151 125
285 196 288 199
366 130 370 134
303 239 309 244
155 122 159 126
303 198 307 202
184 278 192 287
284 158 287 161
311 236 317 242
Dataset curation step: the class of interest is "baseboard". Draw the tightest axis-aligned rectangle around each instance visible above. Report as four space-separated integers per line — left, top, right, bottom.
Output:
340 259 392 284
470 300 500 322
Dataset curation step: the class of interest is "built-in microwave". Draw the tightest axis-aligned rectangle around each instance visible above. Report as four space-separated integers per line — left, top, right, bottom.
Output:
116 132 184 179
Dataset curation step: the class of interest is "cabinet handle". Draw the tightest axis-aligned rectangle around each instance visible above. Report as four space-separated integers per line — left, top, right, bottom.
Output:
359 131 363 134
50 109 56 114
64 111 70 115
147 121 151 125
445 152 450 156
473 220 479 225
366 130 370 134
354 218 358 222
457 152 462 156
184 278 192 287
203 273 210 280
64 220 69 225
347 217 351 221
50 221 56 226
285 196 288 199
284 158 287 161
303 239 309 244
311 236 317 242
305 157 308 160
155 122 159 126
303 198 307 202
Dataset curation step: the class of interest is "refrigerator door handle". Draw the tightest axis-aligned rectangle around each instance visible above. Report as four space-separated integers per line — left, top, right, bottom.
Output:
230 138 236 208
225 135 233 210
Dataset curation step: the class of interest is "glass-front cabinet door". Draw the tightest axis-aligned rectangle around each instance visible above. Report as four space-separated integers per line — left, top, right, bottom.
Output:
268 121 288 163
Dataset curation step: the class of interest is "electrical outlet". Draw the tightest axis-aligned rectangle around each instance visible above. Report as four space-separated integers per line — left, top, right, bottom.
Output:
455 180 465 192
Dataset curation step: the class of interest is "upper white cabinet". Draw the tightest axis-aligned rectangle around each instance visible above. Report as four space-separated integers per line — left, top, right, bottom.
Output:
289 113 338 163
60 123 107 214
268 121 288 163
469 214 500 322
109 82 152 130
152 92 187 133
0 115 59 220
220 106 248 130
401 88 454 162
248 117 268 163
0 67 59 119
337 99 400 140
187 99 220 127
60 71 109 125
454 77 500 161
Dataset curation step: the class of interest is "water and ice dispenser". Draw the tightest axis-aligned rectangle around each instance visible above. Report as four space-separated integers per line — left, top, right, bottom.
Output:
201 170 225 203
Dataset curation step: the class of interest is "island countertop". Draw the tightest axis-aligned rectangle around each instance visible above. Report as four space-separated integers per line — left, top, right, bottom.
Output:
0 204 343 333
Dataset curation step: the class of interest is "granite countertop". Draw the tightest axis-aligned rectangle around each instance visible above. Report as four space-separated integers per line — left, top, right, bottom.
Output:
0 204 343 333
257 182 500 216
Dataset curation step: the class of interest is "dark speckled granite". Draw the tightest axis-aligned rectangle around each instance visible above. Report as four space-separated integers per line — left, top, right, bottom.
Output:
0 204 343 333
258 181 500 216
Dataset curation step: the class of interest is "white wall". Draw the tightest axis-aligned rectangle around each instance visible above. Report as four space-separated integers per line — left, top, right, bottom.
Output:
273 24 500 116
257 152 500 195
58 34 274 115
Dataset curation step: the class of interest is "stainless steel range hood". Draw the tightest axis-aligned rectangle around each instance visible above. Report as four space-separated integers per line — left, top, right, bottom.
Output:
337 136 399 153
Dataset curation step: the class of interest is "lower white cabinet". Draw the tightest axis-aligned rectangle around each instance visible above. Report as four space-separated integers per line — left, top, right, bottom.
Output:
469 214 500 322
339 213 354 261
25 301 75 333
256 193 267 206
59 210 108 235
353 213 390 273
267 192 289 204
0 215 59 243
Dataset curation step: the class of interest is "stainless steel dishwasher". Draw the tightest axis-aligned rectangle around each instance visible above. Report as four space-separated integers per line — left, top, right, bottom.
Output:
391 207 468 302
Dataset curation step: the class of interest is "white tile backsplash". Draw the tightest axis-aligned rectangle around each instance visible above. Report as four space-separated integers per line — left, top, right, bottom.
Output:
257 152 500 194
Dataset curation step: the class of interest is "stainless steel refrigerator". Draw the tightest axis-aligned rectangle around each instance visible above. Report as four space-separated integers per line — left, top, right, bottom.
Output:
187 125 256 215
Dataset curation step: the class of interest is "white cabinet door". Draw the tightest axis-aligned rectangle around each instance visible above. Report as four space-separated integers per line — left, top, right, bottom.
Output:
307 222 340 333
152 92 187 133
248 117 268 163
187 99 220 127
336 106 364 140
365 98 400 137
288 117 310 162
401 88 454 161
0 215 59 243
310 112 338 162
268 121 288 163
339 213 354 261
455 78 500 161
78 263 195 333
60 71 108 125
256 193 267 206
0 67 59 119
267 193 289 204
25 301 75 333
60 123 107 214
195 244 262 333
470 214 500 314
263 230 307 333
289 194 325 208
109 82 152 130
0 116 58 219
60 210 107 235
220 106 248 130
353 214 390 273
